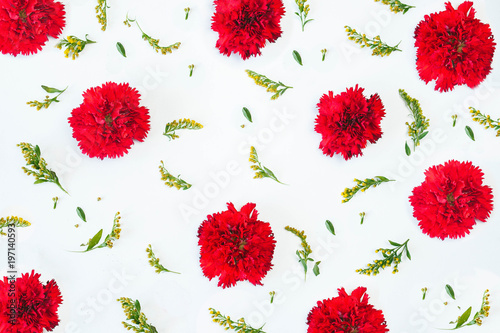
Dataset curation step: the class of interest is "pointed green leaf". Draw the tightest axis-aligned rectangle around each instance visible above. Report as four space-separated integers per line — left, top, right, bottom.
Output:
34 179 48 184
292 50 303 66
135 299 141 312
41 85 64 94
405 141 411 156
445 284 456 300
86 229 103 251
76 207 87 222
313 261 321 276
377 176 390 182
34 145 41 157
455 306 472 328
388 240 401 247
116 42 127 57
465 126 475 141
242 107 252 123
405 247 411 260
418 131 429 140
325 220 335 235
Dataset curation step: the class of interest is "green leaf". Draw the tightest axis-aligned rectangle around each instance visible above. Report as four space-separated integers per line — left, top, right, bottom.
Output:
41 85 64 94
405 141 411 156
388 240 401 247
116 42 127 57
445 284 456 300
33 179 48 184
418 131 429 140
313 261 321 276
465 126 475 141
34 145 41 157
455 306 472 328
242 107 252 123
135 299 141 312
76 207 87 222
292 50 303 66
325 220 335 236
377 176 390 182
86 229 103 251
405 247 411 260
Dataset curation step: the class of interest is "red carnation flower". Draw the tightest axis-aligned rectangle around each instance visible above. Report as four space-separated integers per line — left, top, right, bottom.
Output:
211 0 285 60
414 1 496 92
0 0 65 56
197 202 276 288
307 287 388 333
410 160 493 240
68 82 151 159
314 85 385 160
0 271 63 333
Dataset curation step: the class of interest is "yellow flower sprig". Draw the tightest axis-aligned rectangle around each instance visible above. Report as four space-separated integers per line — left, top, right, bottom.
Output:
79 212 122 252
249 146 284 184
209 308 265 333
374 0 415 14
356 239 411 275
294 0 313 31
96 0 109 31
163 118 203 140
345 26 401 57
399 89 430 155
0 216 31 236
470 107 500 137
118 298 158 333
284 226 320 280
146 244 180 274
184 7 190 20
18 142 68 194
341 176 394 203
124 15 180 54
245 70 292 100
56 35 96 60
159 161 192 190
27 85 67 110
449 290 490 329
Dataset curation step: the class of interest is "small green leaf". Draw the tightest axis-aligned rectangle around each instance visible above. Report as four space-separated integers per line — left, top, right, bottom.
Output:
292 50 303 66
418 131 429 140
86 229 103 251
116 42 127 57
377 176 390 182
242 107 252 123
388 240 401 247
405 247 411 260
405 141 411 156
34 179 48 184
41 85 64 94
34 145 41 157
313 261 321 276
135 299 141 312
445 284 456 300
455 306 472 328
76 207 87 222
325 220 335 235
465 126 475 141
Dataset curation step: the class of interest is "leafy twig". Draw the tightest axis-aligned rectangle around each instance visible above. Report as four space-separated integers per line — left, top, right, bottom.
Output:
245 70 292 100
159 161 192 190
470 107 500 137
27 85 67 110
341 176 394 203
79 212 122 252
345 26 401 56
356 239 411 275
374 0 415 14
163 118 203 140
118 298 158 333
18 142 68 194
96 0 109 31
0 216 31 236
249 147 284 184
56 35 96 60
284 226 320 280
209 308 265 333
124 15 180 54
448 290 490 329
146 244 180 274
399 89 430 154
294 0 313 31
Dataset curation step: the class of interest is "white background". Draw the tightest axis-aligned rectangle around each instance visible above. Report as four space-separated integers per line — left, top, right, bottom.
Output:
1 0 500 332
